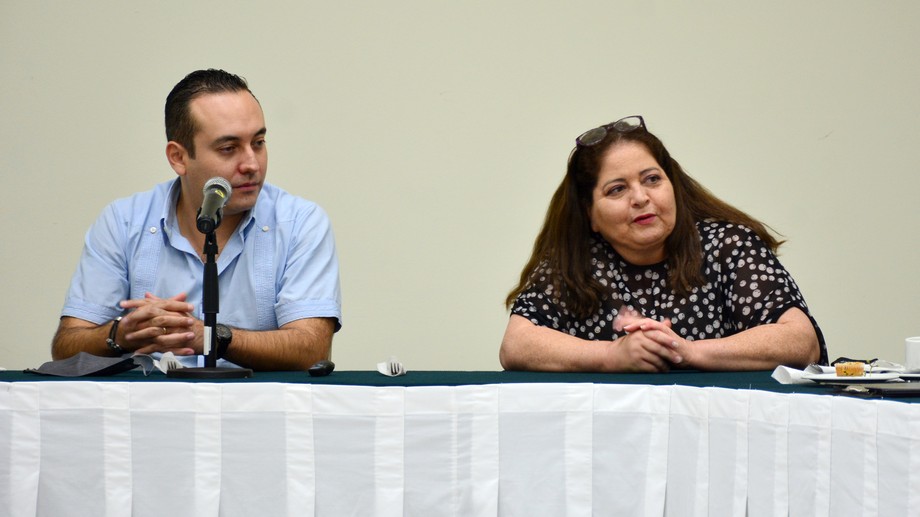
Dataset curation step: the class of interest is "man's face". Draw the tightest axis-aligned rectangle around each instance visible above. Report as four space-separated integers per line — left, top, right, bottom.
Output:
176 90 267 217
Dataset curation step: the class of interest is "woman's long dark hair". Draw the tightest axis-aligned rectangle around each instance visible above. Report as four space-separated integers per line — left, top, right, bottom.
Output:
505 122 782 319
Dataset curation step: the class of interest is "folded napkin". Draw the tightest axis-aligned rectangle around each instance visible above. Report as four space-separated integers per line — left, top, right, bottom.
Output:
131 352 185 375
377 356 407 377
772 365 822 385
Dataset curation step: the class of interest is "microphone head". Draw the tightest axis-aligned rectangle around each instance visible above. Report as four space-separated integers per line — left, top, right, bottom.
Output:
203 177 232 199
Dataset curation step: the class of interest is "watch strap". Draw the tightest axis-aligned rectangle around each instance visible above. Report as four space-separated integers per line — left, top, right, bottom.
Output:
216 324 233 358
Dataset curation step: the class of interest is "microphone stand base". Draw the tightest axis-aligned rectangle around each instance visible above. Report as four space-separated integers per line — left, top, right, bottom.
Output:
166 367 253 379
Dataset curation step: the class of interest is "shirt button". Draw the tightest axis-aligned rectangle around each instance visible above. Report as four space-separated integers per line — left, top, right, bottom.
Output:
262 226 270 232
149 227 158 234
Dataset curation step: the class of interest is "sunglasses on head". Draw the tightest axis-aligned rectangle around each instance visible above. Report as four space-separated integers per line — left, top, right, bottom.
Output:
575 115 646 147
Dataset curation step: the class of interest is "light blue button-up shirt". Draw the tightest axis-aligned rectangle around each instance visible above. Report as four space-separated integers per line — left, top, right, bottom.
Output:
62 179 342 366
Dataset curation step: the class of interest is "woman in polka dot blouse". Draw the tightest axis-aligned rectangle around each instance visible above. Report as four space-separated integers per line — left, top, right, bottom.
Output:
501 116 827 373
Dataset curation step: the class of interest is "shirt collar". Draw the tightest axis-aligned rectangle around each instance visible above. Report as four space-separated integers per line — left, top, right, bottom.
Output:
161 178 181 234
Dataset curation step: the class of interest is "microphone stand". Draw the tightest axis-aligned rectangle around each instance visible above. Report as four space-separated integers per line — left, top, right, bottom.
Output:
201 229 223 368
167 221 252 379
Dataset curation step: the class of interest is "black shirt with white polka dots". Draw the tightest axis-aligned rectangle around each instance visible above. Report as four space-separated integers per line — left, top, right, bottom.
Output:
511 220 828 364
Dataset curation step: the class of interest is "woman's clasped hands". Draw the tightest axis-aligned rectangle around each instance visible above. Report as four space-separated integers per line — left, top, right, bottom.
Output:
610 307 685 372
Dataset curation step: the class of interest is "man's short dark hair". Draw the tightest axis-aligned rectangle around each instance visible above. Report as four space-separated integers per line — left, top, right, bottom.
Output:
164 69 254 158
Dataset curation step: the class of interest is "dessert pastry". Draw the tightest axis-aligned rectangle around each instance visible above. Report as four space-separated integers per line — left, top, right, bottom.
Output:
835 362 866 377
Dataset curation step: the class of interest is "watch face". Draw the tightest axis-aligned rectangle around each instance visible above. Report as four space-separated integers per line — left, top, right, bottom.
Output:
216 324 232 342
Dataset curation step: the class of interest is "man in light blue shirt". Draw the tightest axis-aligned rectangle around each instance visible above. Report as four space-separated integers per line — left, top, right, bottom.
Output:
52 69 341 370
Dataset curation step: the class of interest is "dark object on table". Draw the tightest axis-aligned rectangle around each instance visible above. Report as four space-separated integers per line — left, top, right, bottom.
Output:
25 352 138 377
308 360 335 377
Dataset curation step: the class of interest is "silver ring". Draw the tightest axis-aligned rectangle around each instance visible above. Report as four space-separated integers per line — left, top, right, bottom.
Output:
161 327 167 335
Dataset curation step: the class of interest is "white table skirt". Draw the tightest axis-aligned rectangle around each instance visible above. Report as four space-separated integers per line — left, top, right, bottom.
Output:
2 381 919 517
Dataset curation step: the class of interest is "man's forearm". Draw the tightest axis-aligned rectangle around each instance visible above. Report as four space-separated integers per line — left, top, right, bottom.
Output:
223 318 335 371
52 319 119 360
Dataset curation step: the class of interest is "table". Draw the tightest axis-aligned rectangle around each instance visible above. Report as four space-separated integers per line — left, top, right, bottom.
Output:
2 370 919 516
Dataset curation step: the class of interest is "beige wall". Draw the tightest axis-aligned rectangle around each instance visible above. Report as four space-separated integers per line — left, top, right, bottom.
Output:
2 1 919 371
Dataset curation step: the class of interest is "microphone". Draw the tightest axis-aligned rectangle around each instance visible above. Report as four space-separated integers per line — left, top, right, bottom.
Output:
196 177 232 234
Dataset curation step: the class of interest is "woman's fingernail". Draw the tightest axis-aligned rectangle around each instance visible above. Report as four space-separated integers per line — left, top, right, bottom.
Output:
674 355 683 364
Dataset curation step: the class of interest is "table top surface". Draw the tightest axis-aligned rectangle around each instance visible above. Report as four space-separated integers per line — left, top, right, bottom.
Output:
3 368 916 402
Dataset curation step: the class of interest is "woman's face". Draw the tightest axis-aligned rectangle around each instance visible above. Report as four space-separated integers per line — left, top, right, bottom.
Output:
588 141 676 265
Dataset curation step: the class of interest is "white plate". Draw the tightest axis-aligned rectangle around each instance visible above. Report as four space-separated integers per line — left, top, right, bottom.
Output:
803 372 901 384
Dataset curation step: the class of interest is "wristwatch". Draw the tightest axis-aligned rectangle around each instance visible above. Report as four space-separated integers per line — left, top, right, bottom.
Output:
216 323 233 358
